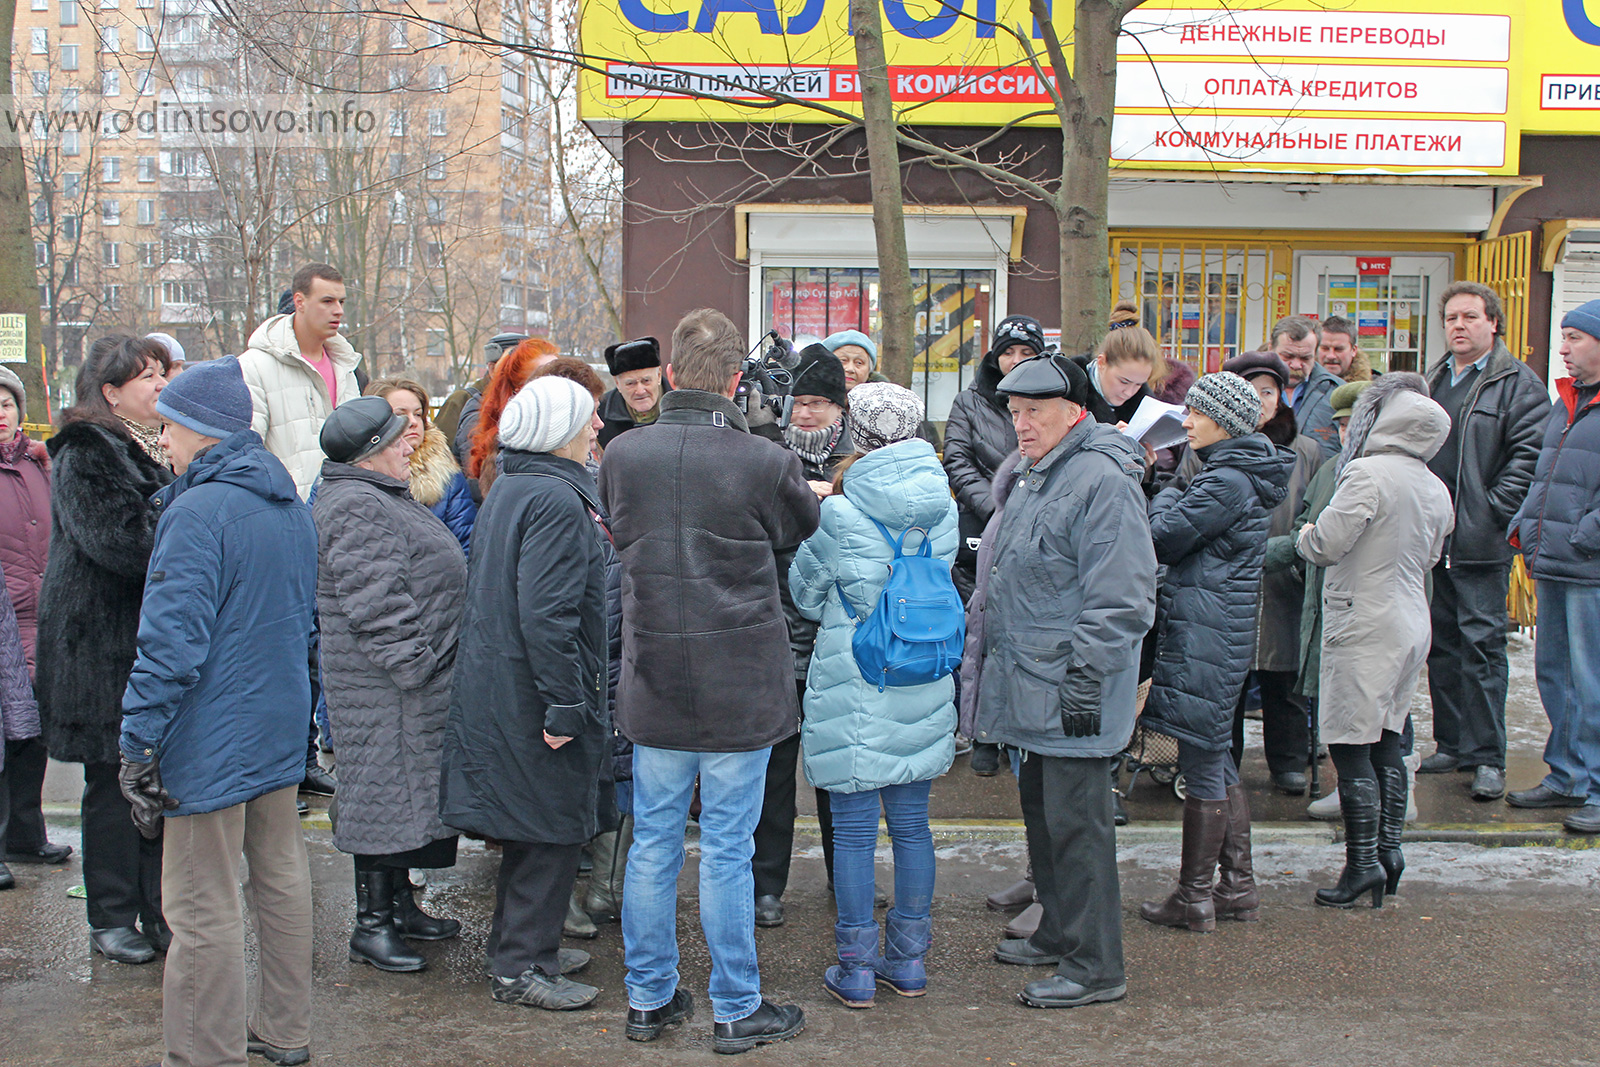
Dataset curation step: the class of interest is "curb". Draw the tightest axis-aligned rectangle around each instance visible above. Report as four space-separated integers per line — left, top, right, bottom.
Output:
41 807 1598 849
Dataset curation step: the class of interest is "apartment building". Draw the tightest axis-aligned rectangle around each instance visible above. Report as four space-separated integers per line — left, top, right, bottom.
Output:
13 0 552 398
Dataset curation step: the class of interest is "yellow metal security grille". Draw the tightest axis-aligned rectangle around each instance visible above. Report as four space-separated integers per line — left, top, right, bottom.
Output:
1466 231 1533 359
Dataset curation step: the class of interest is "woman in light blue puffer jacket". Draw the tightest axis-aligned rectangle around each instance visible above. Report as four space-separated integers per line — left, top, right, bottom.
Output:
789 382 958 1011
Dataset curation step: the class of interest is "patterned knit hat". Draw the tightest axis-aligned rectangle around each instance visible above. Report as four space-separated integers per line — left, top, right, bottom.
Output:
1185 371 1261 439
848 382 924 452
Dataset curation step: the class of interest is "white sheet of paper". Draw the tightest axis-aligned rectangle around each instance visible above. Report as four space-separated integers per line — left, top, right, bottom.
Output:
1121 396 1188 450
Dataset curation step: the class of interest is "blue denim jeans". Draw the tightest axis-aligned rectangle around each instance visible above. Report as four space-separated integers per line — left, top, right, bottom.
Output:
1535 581 1600 804
622 744 770 1024
827 780 935 929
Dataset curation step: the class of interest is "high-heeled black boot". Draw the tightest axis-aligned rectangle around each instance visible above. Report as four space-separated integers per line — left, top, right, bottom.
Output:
1315 777 1386 909
1375 765 1407 896
349 869 426 971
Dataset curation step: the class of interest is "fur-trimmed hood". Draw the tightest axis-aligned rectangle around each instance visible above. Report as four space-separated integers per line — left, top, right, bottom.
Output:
407 426 459 508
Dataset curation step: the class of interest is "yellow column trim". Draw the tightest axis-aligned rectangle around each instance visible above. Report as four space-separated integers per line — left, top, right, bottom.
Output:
1484 178 1543 239
1539 218 1600 272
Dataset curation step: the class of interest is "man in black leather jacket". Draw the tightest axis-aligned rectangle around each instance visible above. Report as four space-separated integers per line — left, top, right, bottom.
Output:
1418 282 1549 800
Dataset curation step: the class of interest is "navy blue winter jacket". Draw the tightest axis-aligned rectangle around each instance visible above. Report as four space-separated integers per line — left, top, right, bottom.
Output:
120 431 317 816
1511 378 1600 586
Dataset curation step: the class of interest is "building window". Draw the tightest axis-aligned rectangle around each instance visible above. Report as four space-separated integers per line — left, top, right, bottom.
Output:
162 280 201 306
137 155 155 181
61 0 79 26
135 69 155 94
30 71 48 95
102 69 121 96
101 200 121 225
61 87 80 111
388 20 407 49
388 110 406 137
35 242 47 267
103 241 120 265
31 0 48 9
425 197 445 223
142 284 157 309
61 43 79 70
104 284 122 309
139 242 158 266
426 328 445 359
63 172 81 197
136 24 154 51
31 29 48 54
501 110 524 139
502 65 525 96
163 236 201 262
428 65 448 92
425 154 445 181
136 199 155 224
100 26 120 51
137 0 153 8
102 0 119 7
62 259 79 283
428 109 445 136
62 130 80 156
103 156 121 182
40 286 51 309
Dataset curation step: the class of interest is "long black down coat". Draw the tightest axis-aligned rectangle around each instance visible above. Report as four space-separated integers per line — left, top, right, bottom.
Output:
35 417 171 765
1143 433 1291 751
439 450 609 846
598 389 820 753
313 461 466 857
942 351 1018 527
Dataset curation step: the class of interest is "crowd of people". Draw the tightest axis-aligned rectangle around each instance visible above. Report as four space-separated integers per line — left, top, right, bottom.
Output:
1 257 1597 1065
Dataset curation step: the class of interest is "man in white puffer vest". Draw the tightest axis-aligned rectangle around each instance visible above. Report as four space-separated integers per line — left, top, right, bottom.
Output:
239 263 363 501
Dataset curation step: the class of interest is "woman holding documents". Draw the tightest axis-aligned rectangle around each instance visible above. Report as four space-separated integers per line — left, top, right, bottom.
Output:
1075 319 1158 427
1221 351 1327 797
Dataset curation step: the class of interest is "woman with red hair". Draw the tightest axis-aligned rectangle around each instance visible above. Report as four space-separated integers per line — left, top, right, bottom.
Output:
469 339 559 496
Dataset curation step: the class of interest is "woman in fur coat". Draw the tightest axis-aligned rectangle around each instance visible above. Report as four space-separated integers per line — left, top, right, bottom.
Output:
35 335 172 964
367 378 477 553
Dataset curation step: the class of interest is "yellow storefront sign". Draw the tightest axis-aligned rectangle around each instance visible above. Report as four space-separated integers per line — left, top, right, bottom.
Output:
580 0 1600 171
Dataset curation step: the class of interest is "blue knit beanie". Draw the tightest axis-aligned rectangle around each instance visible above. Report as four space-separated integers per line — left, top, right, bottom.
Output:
156 355 253 439
822 330 878 372
1562 299 1600 342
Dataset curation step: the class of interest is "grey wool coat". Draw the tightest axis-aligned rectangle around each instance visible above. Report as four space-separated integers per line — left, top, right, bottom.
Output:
1298 391 1454 746
312 461 466 857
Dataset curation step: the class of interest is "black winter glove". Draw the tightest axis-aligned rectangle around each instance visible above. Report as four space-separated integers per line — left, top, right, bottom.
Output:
1059 668 1102 739
119 758 178 840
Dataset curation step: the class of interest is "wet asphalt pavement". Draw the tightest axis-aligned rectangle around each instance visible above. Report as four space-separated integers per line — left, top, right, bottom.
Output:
5 634 1598 1066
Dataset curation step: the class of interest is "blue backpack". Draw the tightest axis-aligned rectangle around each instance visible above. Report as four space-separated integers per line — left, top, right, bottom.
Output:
836 517 965 692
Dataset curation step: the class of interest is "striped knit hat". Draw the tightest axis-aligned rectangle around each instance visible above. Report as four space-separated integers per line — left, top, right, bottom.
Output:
499 375 595 453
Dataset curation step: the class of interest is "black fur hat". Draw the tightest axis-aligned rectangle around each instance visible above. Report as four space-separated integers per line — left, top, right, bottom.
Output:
604 336 661 376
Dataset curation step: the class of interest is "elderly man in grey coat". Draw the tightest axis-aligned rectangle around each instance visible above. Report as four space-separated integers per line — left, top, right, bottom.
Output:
972 353 1157 1009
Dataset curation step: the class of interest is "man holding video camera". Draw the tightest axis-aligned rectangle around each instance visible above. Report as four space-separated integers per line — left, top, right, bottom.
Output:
599 308 820 1053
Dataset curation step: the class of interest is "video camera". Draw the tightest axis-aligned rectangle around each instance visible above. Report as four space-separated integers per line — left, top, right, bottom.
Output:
735 330 801 424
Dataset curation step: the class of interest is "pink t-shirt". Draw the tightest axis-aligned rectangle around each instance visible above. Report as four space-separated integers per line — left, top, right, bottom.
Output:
308 349 338 405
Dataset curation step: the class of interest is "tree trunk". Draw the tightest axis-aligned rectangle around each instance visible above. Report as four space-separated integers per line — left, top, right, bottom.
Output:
0 7 49 421
1054 0 1125 355
849 0 915 386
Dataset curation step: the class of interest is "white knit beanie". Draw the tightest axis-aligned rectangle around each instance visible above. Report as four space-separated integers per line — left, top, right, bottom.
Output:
499 376 595 454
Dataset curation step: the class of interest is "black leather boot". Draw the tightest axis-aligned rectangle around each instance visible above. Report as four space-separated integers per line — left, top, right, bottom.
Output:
1140 797 1227 931
393 870 460 941
1375 765 1407 896
1213 783 1260 921
349 870 426 971
1315 777 1386 909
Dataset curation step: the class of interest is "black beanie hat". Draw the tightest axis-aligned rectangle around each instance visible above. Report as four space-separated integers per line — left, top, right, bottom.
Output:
604 336 661 377
789 343 851 409
987 315 1046 365
996 353 1090 406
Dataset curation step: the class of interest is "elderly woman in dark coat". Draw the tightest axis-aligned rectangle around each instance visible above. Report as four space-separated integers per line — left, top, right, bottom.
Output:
1141 372 1290 933
312 397 468 975
439 375 610 1012
35 335 172 964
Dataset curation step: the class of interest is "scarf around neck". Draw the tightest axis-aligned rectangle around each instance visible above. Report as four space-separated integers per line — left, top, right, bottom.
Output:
120 416 170 468
783 420 843 469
